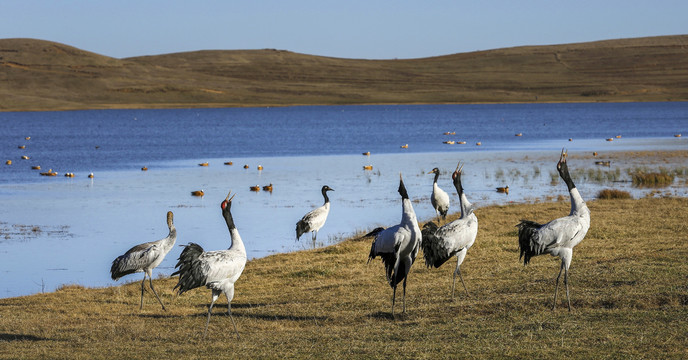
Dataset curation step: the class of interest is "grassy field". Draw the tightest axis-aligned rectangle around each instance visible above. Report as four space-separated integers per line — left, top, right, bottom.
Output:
2 35 688 112
1 197 686 359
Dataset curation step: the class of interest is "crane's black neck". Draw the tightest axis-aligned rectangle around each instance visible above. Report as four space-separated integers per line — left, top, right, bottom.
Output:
223 207 236 230
558 162 576 191
433 171 440 184
321 187 330 204
398 178 409 199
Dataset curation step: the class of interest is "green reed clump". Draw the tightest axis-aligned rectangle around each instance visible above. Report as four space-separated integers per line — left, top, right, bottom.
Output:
597 189 632 200
631 171 675 187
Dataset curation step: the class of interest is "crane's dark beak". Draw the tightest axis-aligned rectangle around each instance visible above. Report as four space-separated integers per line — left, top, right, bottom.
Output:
559 148 567 163
221 191 235 210
452 162 463 181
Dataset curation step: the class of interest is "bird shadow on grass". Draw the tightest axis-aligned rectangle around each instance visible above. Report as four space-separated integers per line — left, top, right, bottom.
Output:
367 311 416 322
136 313 178 319
0 333 48 341
179 311 330 322
186 301 281 311
236 312 330 322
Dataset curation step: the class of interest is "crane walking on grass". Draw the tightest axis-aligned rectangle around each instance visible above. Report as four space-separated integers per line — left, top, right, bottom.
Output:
296 185 334 247
173 191 247 339
368 173 422 315
516 149 590 311
428 167 450 223
110 211 176 311
422 162 478 299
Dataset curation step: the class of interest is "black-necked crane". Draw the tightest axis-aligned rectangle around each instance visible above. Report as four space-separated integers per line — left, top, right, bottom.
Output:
110 211 176 310
428 167 450 223
173 191 246 339
422 162 478 299
367 173 422 315
296 185 334 247
516 149 590 311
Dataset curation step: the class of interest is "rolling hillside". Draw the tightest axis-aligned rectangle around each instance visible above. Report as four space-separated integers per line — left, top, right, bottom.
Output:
1 35 687 111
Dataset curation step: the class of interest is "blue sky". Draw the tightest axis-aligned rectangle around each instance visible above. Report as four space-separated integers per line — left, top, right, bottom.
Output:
2 1 687 59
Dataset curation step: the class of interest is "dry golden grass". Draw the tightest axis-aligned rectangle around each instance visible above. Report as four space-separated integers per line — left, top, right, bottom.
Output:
596 189 632 199
1 197 687 359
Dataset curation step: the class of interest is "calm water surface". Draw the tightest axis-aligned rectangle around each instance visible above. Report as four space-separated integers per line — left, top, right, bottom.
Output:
0 103 686 298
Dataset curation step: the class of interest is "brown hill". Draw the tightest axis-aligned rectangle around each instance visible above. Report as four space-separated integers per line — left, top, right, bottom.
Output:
1 35 687 111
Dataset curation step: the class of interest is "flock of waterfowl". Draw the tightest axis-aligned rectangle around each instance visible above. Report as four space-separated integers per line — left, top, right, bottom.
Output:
432 131 682 147
4 136 94 179
189 161 271 195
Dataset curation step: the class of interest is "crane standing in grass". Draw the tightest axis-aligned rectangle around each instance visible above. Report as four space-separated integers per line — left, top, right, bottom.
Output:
110 211 176 311
296 185 334 247
368 173 422 315
428 167 450 223
516 149 590 311
422 162 478 299
173 191 246 339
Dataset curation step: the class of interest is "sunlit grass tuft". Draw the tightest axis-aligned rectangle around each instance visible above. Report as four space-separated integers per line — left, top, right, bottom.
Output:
597 188 632 199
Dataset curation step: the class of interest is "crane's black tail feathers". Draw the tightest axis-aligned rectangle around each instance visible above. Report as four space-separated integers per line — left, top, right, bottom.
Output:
364 227 385 238
295 220 308 241
110 255 138 281
172 242 206 295
366 227 387 264
516 220 543 265
421 221 452 268
368 235 405 288
439 209 448 220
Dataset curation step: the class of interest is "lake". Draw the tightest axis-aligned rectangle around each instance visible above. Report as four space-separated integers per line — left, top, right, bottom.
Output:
0 102 686 298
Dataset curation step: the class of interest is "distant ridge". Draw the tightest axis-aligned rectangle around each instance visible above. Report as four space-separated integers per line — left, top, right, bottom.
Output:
1 35 687 111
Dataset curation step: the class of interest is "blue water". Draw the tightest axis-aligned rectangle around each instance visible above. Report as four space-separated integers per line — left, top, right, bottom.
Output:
2 102 686 184
0 102 686 298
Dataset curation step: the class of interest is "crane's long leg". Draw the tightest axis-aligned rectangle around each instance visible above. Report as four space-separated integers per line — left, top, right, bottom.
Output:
224 289 240 339
148 276 166 311
457 267 469 297
228 303 240 339
552 262 564 311
312 230 317 248
204 291 220 339
452 271 456 300
140 275 146 310
391 285 397 316
564 267 571 311
402 276 407 314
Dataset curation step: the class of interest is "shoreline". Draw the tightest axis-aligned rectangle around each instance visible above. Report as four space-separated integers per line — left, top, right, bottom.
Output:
2 98 685 114
1 147 686 299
